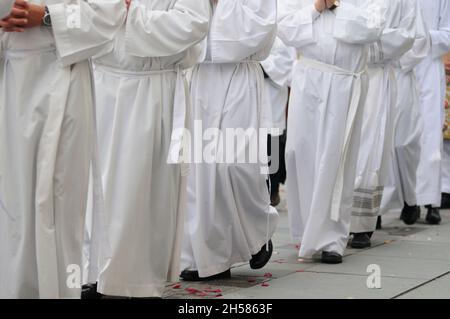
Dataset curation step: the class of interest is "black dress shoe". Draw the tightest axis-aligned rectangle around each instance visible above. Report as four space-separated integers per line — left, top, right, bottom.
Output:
250 240 273 269
401 203 420 225
81 283 103 300
321 251 342 264
425 206 442 225
441 193 450 209
376 216 382 230
180 269 231 282
351 233 371 249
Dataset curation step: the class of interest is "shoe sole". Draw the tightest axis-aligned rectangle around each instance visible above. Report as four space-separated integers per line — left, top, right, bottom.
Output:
321 258 342 264
181 271 231 282
350 242 371 249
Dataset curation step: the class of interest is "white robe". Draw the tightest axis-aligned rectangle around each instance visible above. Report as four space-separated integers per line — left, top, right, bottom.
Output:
85 0 210 298
181 0 279 278
381 1 430 213
279 0 386 258
414 0 450 207
0 0 126 299
261 37 297 136
0 0 14 19
351 0 415 234
443 140 450 194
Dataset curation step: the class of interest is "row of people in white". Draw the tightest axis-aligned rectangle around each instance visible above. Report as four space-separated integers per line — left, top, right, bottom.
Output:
1 0 449 299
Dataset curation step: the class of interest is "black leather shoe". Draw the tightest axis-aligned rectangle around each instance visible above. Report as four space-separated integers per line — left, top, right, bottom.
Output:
321 251 342 264
441 193 450 209
351 233 371 249
401 203 420 225
81 283 103 300
250 240 273 269
376 216 382 230
180 269 231 282
425 206 442 225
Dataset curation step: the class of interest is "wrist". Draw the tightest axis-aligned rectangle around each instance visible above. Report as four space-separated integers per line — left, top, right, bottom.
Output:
41 6 51 27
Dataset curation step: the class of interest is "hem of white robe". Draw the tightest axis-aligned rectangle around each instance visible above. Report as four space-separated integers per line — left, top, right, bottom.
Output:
442 187 450 194
97 282 165 298
350 215 378 234
298 246 346 259
291 237 347 259
195 238 273 278
416 192 441 207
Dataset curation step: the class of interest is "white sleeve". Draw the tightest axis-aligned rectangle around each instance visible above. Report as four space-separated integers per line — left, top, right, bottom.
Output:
125 0 210 58
0 0 14 19
261 38 297 88
429 0 450 59
277 0 321 49
399 0 430 71
333 0 388 44
369 0 415 63
48 0 127 66
209 0 277 63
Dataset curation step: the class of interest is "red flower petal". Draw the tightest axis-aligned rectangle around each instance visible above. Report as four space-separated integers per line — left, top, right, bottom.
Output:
172 284 182 289
204 288 222 293
185 287 201 294
261 283 270 287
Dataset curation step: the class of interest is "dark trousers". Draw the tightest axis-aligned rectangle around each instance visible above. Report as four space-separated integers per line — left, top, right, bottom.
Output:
267 131 287 196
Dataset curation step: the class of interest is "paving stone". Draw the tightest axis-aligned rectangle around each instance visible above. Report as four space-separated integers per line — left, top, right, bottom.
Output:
221 272 422 299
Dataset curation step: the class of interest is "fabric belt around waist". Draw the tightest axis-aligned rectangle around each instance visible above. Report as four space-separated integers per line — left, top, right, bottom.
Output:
298 56 366 222
1 47 56 59
94 63 191 177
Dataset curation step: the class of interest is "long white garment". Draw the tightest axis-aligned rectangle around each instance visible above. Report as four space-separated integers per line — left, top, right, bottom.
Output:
279 0 386 258
0 0 126 299
85 0 210 298
261 37 297 135
414 0 450 206
0 0 14 19
181 0 279 278
381 1 430 213
443 140 450 193
350 0 415 233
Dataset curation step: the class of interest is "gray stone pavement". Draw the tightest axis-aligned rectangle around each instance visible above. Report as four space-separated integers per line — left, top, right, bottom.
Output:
164 187 450 299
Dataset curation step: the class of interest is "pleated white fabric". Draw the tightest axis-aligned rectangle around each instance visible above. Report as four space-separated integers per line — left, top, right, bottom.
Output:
181 0 279 278
279 0 386 257
381 1 430 213
443 140 450 194
0 0 126 299
414 0 450 207
351 0 415 234
261 37 297 136
84 0 210 298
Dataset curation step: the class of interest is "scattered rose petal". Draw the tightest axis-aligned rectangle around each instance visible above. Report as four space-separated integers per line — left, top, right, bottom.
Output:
264 273 273 278
261 282 270 287
185 287 201 294
204 288 222 293
247 279 256 283
215 294 223 298
172 284 182 289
